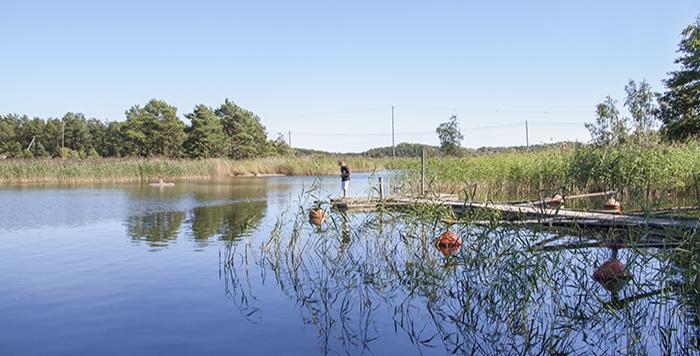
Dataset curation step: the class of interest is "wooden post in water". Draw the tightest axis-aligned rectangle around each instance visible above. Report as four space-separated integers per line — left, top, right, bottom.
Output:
378 177 384 200
420 149 425 195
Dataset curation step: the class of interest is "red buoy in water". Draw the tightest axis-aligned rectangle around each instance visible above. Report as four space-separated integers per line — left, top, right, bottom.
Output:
593 259 631 292
435 231 463 257
308 208 327 226
604 197 621 212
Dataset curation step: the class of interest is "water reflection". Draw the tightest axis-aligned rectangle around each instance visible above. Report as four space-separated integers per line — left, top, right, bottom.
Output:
126 201 267 249
220 208 699 355
127 211 185 248
190 202 266 242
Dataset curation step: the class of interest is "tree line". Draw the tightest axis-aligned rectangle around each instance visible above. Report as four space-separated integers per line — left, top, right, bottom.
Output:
0 99 290 159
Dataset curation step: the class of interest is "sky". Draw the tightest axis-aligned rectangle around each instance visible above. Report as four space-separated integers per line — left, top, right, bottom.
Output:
1 1 698 152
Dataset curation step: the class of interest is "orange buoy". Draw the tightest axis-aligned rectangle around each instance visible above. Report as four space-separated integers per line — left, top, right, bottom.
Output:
547 194 565 207
308 208 327 226
435 231 463 257
603 197 621 212
593 259 631 292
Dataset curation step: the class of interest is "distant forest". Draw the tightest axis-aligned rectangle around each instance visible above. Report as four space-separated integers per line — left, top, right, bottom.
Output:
0 99 291 159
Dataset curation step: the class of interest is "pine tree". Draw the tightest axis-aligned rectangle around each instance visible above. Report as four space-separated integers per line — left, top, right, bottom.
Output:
123 99 185 157
184 105 230 158
215 99 270 159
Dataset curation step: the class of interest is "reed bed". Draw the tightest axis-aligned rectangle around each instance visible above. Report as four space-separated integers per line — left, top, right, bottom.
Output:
395 142 700 206
0 156 401 184
226 156 405 176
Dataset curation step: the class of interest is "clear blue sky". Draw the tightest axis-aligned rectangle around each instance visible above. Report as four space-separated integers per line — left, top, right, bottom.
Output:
1 1 698 152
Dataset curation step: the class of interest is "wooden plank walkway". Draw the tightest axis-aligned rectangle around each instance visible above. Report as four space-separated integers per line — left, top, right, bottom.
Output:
330 196 699 232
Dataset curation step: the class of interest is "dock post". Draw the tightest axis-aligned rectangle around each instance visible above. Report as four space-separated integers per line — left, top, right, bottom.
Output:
378 177 384 200
420 149 425 195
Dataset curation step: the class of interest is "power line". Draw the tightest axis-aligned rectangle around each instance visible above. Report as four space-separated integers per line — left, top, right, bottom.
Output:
289 120 586 137
264 104 593 122
397 105 594 114
264 106 388 121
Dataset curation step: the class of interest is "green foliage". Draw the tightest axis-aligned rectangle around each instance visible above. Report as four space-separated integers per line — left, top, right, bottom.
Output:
123 99 185 157
103 121 126 157
42 118 63 157
270 133 292 156
62 113 91 153
0 98 289 160
585 96 629 146
436 115 464 156
184 105 230 158
394 142 700 204
216 99 270 159
587 80 661 147
624 79 659 144
659 15 700 140
0 114 22 158
363 142 439 157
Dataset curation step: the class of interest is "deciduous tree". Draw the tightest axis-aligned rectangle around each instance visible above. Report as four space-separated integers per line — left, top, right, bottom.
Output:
659 16 700 140
436 115 464 156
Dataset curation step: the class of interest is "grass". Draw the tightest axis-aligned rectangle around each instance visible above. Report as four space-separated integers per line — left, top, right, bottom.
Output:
0 156 402 184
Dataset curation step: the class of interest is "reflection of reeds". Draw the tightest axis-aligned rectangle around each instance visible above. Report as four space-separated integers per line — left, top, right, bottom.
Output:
220 191 699 355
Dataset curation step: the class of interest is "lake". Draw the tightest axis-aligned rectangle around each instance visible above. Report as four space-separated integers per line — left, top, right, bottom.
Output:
0 174 697 355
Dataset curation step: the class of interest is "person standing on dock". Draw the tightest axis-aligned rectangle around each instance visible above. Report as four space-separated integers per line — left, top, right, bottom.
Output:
338 160 350 199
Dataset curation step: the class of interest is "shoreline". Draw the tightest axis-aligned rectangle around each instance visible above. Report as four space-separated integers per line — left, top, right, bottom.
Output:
0 157 396 185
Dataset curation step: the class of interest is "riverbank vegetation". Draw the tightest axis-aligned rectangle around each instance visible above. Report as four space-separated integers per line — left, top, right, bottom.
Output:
399 142 700 205
0 157 401 184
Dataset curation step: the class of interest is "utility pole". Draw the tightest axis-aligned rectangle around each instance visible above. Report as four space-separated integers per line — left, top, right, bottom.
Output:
288 130 292 148
525 120 529 149
391 106 395 158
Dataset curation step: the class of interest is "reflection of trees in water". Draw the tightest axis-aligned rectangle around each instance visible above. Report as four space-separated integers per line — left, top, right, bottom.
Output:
127 211 185 248
190 201 267 244
222 208 699 355
127 201 266 249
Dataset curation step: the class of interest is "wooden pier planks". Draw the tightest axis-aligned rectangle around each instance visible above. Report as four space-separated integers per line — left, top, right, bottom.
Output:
330 196 699 232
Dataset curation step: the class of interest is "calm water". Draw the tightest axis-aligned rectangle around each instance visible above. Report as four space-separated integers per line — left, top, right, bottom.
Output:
0 174 697 355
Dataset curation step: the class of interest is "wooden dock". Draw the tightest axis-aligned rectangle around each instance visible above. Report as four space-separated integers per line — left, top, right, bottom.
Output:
330 196 699 233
